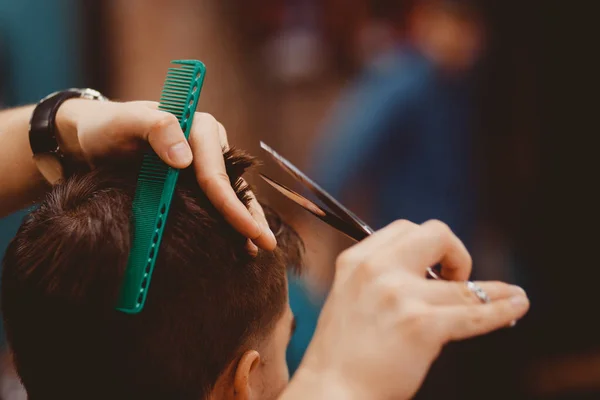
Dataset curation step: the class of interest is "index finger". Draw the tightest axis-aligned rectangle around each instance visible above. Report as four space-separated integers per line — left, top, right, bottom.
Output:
376 219 472 281
188 113 275 250
419 220 472 281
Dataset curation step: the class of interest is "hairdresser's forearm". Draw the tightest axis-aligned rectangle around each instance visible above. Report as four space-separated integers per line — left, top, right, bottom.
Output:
0 105 48 217
280 366 371 400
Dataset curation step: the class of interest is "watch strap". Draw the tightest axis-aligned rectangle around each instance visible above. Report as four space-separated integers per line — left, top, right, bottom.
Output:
29 90 83 155
29 88 107 184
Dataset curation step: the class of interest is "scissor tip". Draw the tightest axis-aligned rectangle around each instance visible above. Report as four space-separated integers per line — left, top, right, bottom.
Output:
260 141 281 157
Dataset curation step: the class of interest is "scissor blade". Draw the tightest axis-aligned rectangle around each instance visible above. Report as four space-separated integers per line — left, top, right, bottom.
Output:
260 169 439 280
260 143 440 280
261 174 326 217
260 174 369 242
260 142 374 236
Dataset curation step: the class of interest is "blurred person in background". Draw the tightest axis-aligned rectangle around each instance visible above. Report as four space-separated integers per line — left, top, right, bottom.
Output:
313 0 483 242
287 0 485 386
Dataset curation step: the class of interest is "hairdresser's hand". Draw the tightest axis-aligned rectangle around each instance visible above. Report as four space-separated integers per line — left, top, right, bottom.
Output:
55 99 276 251
283 220 529 400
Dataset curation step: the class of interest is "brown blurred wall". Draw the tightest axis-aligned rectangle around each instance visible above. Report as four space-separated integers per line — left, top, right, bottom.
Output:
106 0 265 153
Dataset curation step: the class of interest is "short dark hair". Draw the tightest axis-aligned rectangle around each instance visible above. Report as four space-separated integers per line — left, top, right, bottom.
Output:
1 149 303 400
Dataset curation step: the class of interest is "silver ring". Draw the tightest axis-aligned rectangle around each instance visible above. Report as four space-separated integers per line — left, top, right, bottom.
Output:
426 267 441 280
465 281 491 304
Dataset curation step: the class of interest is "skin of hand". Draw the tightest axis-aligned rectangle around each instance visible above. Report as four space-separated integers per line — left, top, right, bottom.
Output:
281 219 529 400
55 99 276 252
0 99 274 252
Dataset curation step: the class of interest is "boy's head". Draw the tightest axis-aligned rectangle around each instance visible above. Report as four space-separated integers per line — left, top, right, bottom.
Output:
1 149 303 400
408 0 484 72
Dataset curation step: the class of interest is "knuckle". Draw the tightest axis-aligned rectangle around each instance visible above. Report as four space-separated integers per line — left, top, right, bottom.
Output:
469 311 486 329
389 219 416 230
194 112 218 127
356 259 379 280
457 282 479 304
425 219 452 235
377 281 400 309
402 307 434 337
150 112 179 134
198 171 231 190
336 250 360 269
467 305 491 330
424 219 453 244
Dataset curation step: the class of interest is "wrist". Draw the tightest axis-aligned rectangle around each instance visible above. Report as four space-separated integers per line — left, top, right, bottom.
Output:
27 88 106 185
282 365 371 400
55 98 86 162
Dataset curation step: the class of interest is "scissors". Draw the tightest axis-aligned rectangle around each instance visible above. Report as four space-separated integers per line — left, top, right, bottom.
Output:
259 141 442 281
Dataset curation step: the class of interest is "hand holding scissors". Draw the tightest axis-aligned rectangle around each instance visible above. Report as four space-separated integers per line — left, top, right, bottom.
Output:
260 141 490 302
263 142 530 400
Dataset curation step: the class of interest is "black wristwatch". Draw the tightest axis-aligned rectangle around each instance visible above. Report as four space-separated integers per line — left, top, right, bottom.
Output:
29 88 108 185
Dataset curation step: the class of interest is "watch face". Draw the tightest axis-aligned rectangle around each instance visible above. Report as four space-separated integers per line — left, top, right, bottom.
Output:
33 153 64 185
81 88 105 100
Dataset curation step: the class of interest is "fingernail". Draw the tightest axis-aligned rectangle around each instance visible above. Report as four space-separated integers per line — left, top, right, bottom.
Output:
261 221 277 243
245 240 259 257
510 285 527 297
510 295 528 308
168 142 192 166
509 320 517 328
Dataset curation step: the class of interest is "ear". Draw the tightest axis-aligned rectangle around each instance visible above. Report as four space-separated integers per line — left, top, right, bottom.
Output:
233 350 261 399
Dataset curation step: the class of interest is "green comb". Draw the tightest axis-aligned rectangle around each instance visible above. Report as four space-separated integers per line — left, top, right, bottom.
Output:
116 60 206 314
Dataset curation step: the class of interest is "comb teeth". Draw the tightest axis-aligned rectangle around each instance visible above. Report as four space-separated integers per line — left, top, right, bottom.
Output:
158 64 200 117
137 154 169 181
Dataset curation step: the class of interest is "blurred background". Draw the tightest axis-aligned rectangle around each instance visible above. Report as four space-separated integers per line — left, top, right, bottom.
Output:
0 0 596 399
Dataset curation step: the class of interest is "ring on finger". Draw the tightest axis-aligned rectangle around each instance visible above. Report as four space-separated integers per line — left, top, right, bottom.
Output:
465 281 491 304
426 267 441 280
